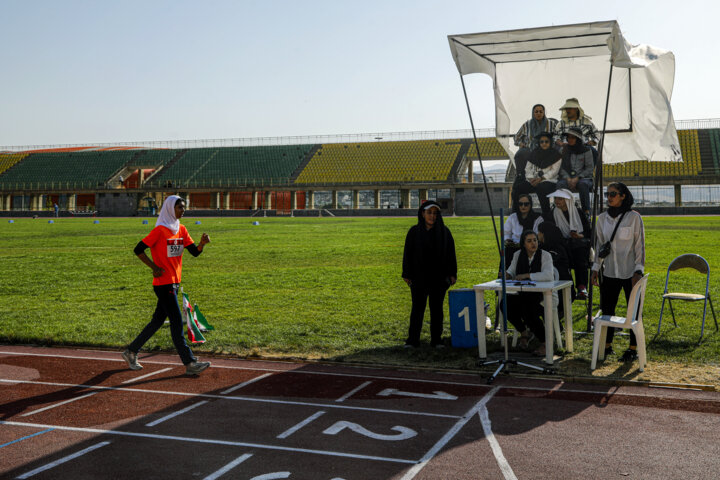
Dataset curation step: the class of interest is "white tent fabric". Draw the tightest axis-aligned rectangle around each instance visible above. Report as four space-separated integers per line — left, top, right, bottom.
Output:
448 21 682 164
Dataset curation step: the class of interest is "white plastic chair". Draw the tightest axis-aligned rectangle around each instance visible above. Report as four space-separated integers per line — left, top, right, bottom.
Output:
657 254 717 342
591 275 649 371
507 268 563 349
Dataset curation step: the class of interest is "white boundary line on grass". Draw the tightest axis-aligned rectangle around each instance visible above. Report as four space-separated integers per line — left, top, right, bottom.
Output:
0 420 417 465
0 378 461 419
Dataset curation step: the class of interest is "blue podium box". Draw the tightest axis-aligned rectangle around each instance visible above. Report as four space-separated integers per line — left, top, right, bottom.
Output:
449 288 479 348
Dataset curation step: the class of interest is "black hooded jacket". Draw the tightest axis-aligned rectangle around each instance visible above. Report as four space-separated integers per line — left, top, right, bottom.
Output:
402 202 457 284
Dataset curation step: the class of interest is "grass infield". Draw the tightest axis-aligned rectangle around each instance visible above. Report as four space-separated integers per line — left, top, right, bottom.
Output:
1 215 719 385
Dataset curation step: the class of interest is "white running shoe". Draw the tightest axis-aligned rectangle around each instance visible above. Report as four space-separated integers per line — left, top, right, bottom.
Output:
185 361 211 375
122 349 143 370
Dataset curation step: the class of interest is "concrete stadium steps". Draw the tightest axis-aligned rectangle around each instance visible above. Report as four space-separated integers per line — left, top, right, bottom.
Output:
703 129 720 173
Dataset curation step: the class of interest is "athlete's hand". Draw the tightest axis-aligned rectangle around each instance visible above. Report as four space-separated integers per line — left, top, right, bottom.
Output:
199 233 211 246
152 266 165 278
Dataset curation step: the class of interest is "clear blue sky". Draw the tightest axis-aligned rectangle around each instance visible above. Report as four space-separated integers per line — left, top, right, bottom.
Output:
1 0 718 147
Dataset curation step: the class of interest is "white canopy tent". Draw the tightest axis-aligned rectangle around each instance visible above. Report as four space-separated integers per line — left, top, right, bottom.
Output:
448 20 682 164
448 21 682 334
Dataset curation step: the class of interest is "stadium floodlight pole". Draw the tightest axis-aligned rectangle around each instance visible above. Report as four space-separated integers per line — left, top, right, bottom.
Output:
586 61 615 331
458 73 501 254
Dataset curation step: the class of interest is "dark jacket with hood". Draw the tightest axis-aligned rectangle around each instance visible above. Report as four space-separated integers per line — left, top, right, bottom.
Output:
402 201 457 285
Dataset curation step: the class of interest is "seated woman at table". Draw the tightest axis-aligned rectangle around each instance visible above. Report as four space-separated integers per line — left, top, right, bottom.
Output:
503 193 543 269
504 229 554 355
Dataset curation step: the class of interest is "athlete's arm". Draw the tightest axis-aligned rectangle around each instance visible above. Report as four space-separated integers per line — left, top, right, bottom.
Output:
134 241 164 278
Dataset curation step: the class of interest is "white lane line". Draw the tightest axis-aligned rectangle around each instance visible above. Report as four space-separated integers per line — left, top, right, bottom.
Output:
202 453 253 480
221 373 272 395
335 381 371 403
0 420 416 464
277 411 326 439
121 367 173 384
399 386 501 480
479 401 517 480
16 441 111 479
21 391 99 417
0 350 492 387
145 400 209 427
0 379 460 419
251 473 290 480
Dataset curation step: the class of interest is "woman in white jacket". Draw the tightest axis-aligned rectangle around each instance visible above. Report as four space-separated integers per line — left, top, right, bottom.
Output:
512 132 562 219
504 229 554 356
590 182 646 363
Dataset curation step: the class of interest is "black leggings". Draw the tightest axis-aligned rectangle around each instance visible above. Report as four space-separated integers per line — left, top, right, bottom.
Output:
128 283 196 365
503 292 546 341
406 282 448 346
600 275 637 346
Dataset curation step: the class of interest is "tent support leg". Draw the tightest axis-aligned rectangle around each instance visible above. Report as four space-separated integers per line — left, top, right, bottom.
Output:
458 73 501 254
587 62 615 331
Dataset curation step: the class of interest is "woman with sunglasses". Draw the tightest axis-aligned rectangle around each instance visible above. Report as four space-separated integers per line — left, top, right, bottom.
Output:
504 229 554 355
513 132 562 219
590 183 646 363
503 193 543 268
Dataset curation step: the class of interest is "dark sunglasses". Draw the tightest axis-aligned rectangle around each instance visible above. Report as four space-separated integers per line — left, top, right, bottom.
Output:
604 191 620 198
517 201 531 206
539 140 550 144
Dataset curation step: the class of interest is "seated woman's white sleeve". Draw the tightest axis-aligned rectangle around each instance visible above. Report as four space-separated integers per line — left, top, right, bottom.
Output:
543 161 562 182
507 250 520 278
504 216 514 240
529 250 554 282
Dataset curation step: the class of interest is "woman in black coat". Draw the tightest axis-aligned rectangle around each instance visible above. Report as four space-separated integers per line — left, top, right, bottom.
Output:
402 200 457 348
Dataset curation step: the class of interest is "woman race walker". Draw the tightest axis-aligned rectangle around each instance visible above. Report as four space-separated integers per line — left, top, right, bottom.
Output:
122 195 212 375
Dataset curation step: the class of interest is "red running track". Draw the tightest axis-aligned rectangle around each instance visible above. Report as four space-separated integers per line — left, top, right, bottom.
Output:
1 345 719 479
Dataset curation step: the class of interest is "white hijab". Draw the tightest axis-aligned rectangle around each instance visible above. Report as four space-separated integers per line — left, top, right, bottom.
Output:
156 195 182 234
551 189 582 238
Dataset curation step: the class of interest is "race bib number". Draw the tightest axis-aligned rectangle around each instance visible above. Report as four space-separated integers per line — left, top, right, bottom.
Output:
167 238 184 257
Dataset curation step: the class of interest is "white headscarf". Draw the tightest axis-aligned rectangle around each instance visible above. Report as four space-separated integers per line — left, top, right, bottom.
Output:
549 189 582 238
156 195 183 234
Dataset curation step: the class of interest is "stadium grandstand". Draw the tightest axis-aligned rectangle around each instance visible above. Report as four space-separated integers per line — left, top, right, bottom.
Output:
1 121 720 216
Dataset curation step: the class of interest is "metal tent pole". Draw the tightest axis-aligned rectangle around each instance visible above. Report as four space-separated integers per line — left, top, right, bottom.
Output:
458 73 501 253
587 62 615 331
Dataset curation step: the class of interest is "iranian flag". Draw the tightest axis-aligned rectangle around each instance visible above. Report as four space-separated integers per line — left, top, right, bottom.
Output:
181 290 214 343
